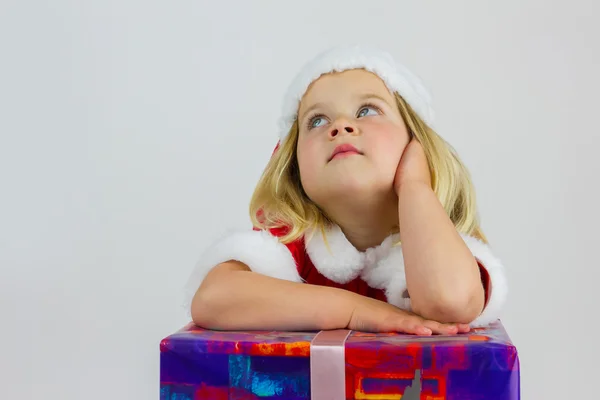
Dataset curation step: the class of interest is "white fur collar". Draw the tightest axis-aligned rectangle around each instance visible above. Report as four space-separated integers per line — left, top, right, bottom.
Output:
185 225 506 327
304 225 405 288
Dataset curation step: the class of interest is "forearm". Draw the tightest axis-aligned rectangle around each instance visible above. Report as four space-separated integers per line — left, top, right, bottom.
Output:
191 261 355 331
398 182 484 323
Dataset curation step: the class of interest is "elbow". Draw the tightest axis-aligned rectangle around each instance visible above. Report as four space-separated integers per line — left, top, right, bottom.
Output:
411 287 484 324
190 272 227 329
190 287 218 328
190 262 244 328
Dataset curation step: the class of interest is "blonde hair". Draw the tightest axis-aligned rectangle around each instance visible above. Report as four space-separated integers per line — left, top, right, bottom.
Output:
250 92 487 244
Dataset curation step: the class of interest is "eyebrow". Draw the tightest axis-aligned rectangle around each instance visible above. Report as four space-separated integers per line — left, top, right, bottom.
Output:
298 102 326 124
298 93 393 122
359 92 394 107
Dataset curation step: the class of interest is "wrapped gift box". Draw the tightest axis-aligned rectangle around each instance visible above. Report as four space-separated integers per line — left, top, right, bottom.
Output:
160 321 519 399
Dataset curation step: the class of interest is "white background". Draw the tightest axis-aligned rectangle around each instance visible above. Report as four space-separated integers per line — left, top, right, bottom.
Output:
1 1 598 398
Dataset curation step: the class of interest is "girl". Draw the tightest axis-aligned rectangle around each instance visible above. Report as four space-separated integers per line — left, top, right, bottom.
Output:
184 45 507 336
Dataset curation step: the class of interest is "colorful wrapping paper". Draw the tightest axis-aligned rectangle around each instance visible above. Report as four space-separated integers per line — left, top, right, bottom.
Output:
160 321 519 399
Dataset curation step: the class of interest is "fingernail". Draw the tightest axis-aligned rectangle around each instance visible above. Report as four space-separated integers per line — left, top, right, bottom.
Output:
420 327 432 335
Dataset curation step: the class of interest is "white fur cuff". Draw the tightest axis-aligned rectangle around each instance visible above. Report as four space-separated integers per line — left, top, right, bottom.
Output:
182 230 302 315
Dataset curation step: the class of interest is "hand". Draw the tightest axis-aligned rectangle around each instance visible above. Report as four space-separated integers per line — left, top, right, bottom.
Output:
394 138 431 195
347 295 470 335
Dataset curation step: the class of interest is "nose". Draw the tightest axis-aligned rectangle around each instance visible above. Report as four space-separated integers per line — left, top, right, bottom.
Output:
329 118 357 139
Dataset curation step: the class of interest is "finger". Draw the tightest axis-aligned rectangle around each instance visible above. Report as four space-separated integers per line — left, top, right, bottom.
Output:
397 317 431 336
422 320 459 335
457 323 471 333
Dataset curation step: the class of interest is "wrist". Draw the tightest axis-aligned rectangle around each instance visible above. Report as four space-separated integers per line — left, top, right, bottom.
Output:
396 180 432 197
315 286 359 330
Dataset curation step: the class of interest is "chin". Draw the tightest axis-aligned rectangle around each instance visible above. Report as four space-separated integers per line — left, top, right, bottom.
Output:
303 163 394 203
325 177 390 199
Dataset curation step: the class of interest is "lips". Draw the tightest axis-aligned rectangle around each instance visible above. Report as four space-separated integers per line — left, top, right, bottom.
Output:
329 143 362 161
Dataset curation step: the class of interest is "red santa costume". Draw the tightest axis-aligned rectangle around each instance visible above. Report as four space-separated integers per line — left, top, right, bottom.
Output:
183 45 507 328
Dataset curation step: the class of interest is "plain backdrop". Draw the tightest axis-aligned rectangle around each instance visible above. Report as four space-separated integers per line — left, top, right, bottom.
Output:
1 0 599 398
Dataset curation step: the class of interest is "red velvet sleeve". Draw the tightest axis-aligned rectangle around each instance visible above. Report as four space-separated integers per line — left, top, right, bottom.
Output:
478 260 492 307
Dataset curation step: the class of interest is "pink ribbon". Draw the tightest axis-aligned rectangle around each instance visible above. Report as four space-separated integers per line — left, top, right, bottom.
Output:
310 329 352 400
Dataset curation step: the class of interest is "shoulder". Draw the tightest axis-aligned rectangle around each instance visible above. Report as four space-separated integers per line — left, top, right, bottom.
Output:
209 227 303 280
255 225 307 258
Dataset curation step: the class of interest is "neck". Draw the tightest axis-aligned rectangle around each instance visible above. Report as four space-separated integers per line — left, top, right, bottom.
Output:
321 191 399 251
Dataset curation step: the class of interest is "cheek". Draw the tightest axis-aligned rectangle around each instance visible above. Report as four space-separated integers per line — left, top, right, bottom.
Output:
296 135 323 193
366 123 409 167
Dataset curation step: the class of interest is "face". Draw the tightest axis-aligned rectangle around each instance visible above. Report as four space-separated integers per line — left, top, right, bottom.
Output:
296 69 410 207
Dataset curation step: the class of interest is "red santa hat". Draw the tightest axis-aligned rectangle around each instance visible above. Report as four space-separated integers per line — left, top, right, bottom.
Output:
276 45 435 142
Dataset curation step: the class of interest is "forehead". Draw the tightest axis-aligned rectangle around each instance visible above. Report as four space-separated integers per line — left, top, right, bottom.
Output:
299 69 392 111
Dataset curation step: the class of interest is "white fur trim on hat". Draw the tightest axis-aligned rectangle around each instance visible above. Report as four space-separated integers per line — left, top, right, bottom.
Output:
182 230 302 316
278 45 435 141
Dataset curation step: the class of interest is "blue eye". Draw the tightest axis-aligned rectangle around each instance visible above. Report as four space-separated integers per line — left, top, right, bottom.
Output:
309 116 327 129
358 106 379 118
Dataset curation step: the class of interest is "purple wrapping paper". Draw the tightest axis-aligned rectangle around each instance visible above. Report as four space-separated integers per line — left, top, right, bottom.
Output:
160 321 520 399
